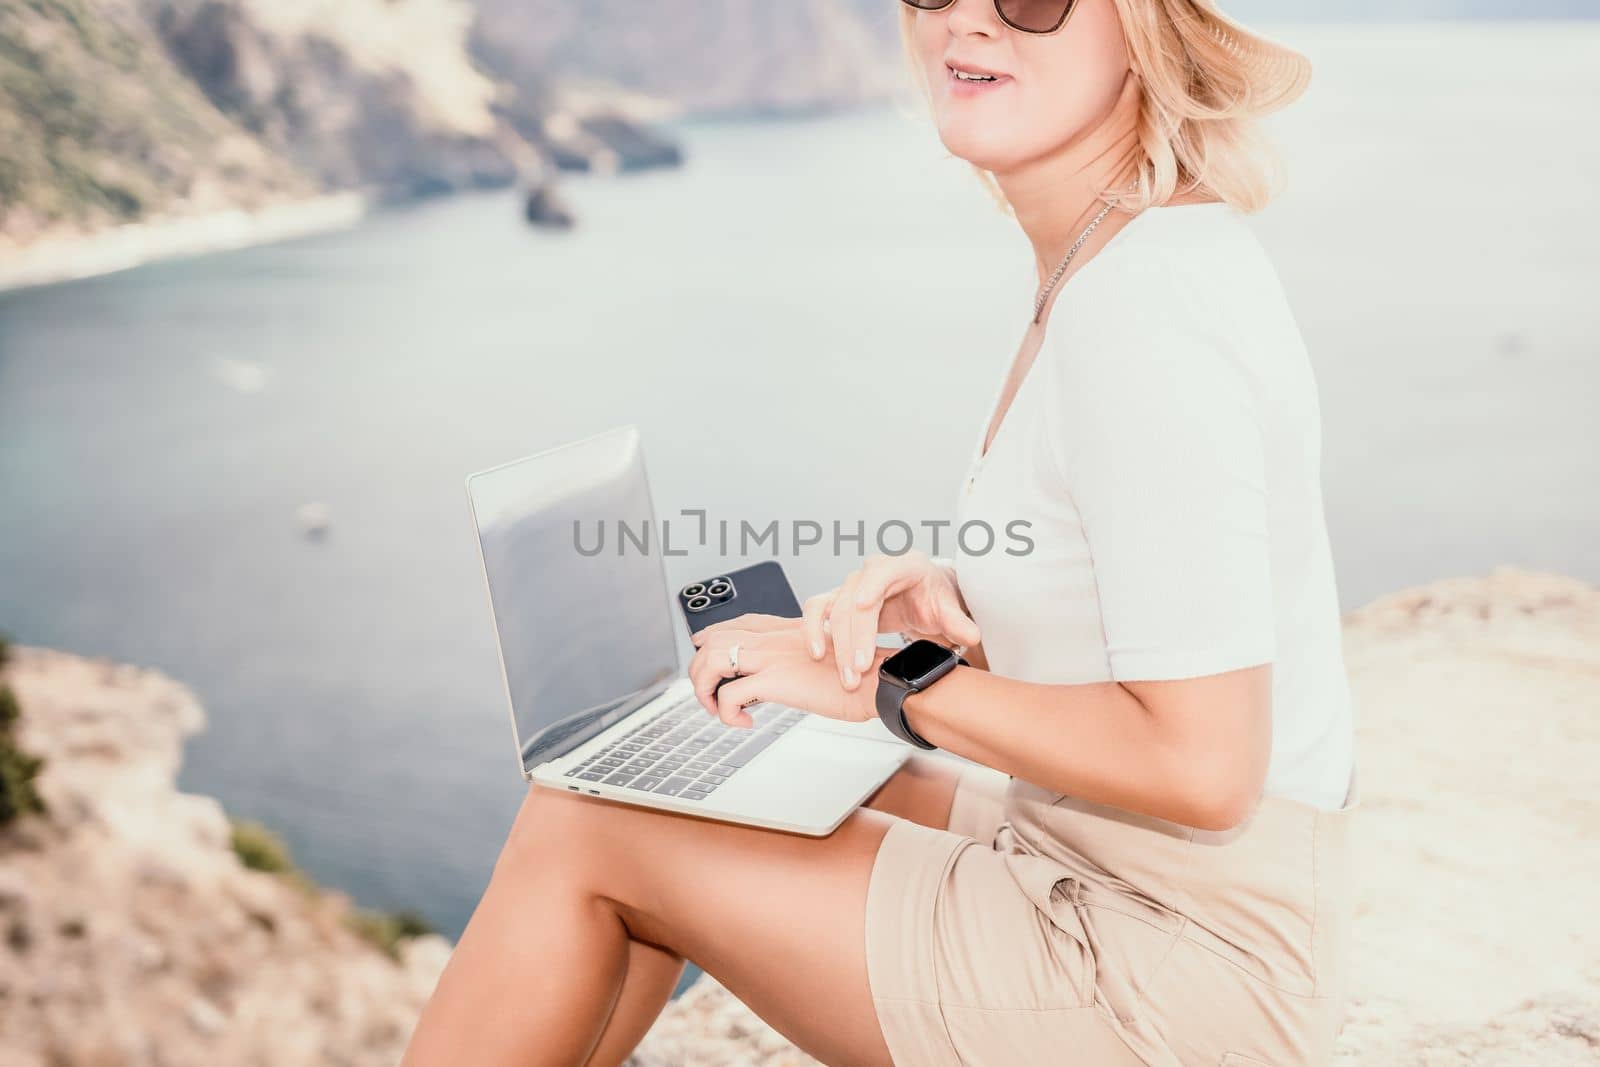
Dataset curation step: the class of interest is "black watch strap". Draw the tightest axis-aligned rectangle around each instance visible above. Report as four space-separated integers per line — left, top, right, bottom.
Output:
875 673 937 749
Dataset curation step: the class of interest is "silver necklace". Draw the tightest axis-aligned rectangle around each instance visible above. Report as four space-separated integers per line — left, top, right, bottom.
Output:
1031 198 1118 325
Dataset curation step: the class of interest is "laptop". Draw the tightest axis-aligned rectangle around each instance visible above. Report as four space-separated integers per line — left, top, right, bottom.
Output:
465 424 910 835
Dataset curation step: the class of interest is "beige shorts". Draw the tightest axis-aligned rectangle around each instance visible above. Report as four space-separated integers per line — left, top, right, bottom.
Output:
863 761 1359 1066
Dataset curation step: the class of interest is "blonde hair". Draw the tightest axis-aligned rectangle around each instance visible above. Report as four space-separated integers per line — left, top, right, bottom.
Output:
896 0 1311 215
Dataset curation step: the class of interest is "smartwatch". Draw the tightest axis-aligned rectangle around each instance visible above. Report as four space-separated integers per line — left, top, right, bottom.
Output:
876 639 968 750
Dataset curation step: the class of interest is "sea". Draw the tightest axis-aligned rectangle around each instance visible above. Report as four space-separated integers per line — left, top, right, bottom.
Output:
0 24 1594 969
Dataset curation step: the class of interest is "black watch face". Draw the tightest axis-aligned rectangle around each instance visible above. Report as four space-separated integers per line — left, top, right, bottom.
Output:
886 639 956 686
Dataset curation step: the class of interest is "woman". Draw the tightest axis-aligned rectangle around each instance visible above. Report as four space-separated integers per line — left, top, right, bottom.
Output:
403 0 1358 1063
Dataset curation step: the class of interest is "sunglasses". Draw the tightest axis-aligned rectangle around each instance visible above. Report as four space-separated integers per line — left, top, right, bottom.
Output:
900 0 1079 35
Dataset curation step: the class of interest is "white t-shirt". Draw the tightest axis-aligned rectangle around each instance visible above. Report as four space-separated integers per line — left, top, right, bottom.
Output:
949 201 1355 812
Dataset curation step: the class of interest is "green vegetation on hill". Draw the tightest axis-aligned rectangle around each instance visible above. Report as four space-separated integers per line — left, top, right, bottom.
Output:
229 818 300 876
0 0 306 242
229 815 434 961
0 631 46 825
345 908 436 962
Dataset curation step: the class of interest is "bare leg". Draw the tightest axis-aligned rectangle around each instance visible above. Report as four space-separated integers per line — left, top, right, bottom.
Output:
401 754 965 1067
563 754 964 1066
581 938 686 1067
582 754 964 1065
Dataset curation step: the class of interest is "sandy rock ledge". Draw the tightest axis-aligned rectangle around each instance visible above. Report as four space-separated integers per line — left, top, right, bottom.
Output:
0 648 450 1067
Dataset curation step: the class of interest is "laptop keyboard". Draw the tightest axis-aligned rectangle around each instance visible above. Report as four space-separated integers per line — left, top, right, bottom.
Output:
564 698 805 801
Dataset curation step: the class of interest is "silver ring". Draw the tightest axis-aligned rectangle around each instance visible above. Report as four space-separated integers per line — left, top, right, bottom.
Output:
728 642 742 674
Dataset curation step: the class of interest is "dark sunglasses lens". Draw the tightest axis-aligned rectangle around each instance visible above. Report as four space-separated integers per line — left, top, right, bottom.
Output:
900 0 953 8
997 0 1075 32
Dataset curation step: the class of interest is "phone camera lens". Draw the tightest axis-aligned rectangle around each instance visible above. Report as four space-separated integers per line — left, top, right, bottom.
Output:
686 594 711 611
681 583 706 598
707 581 730 595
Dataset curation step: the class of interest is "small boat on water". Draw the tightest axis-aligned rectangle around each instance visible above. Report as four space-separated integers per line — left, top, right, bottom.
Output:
297 502 331 540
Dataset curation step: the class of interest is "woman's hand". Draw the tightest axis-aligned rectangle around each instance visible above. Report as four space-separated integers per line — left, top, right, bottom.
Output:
802 551 980 691
687 613 894 727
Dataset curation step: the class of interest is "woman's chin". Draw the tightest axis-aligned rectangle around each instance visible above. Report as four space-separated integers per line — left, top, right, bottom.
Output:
938 133 1019 174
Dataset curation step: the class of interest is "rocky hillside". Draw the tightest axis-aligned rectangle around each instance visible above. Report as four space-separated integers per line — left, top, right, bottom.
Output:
0 0 312 249
0 0 540 253
0 0 907 259
5 566 1593 1064
149 0 530 197
0 647 450 1066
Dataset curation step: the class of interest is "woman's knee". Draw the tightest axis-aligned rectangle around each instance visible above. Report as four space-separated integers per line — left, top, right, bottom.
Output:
862 753 965 828
496 784 620 881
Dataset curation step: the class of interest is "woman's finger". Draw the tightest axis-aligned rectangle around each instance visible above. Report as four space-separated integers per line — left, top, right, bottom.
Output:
935 584 982 647
801 590 836 660
688 632 768 715
851 552 921 610
841 556 913 689
840 599 883 692
831 571 862 689
711 672 761 728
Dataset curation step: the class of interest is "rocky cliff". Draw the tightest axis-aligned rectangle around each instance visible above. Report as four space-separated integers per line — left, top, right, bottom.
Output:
150 0 530 198
3 566 1596 1065
0 0 906 262
0 647 450 1066
0 0 547 259
0 0 313 250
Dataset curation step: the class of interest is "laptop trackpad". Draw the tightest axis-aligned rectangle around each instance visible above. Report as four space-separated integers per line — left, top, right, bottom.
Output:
707 722 908 834
794 711 903 745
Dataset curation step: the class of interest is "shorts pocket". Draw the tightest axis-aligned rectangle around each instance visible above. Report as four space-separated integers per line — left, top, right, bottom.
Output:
934 838 1099 1014
1078 903 1186 1026
1042 878 1098 1009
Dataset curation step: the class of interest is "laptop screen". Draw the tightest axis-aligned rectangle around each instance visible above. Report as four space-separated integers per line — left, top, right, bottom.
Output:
467 425 680 774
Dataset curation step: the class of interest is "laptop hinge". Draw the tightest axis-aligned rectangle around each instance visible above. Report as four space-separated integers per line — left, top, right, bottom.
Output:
535 677 691 773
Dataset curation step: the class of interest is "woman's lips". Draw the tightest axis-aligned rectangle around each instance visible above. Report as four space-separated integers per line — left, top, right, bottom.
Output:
946 66 1013 96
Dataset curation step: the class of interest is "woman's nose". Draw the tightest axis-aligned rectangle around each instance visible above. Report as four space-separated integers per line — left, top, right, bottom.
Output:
943 0 1004 37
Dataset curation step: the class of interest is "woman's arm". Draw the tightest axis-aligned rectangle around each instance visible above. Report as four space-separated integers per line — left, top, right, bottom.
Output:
902 662 1271 831
688 616 1271 831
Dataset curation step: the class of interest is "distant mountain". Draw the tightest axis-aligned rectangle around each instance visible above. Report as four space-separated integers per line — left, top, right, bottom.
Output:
468 0 905 117
0 0 689 255
1 0 915 254
0 0 539 249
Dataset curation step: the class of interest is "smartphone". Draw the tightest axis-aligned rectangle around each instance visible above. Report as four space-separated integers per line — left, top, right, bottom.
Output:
676 559 803 636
